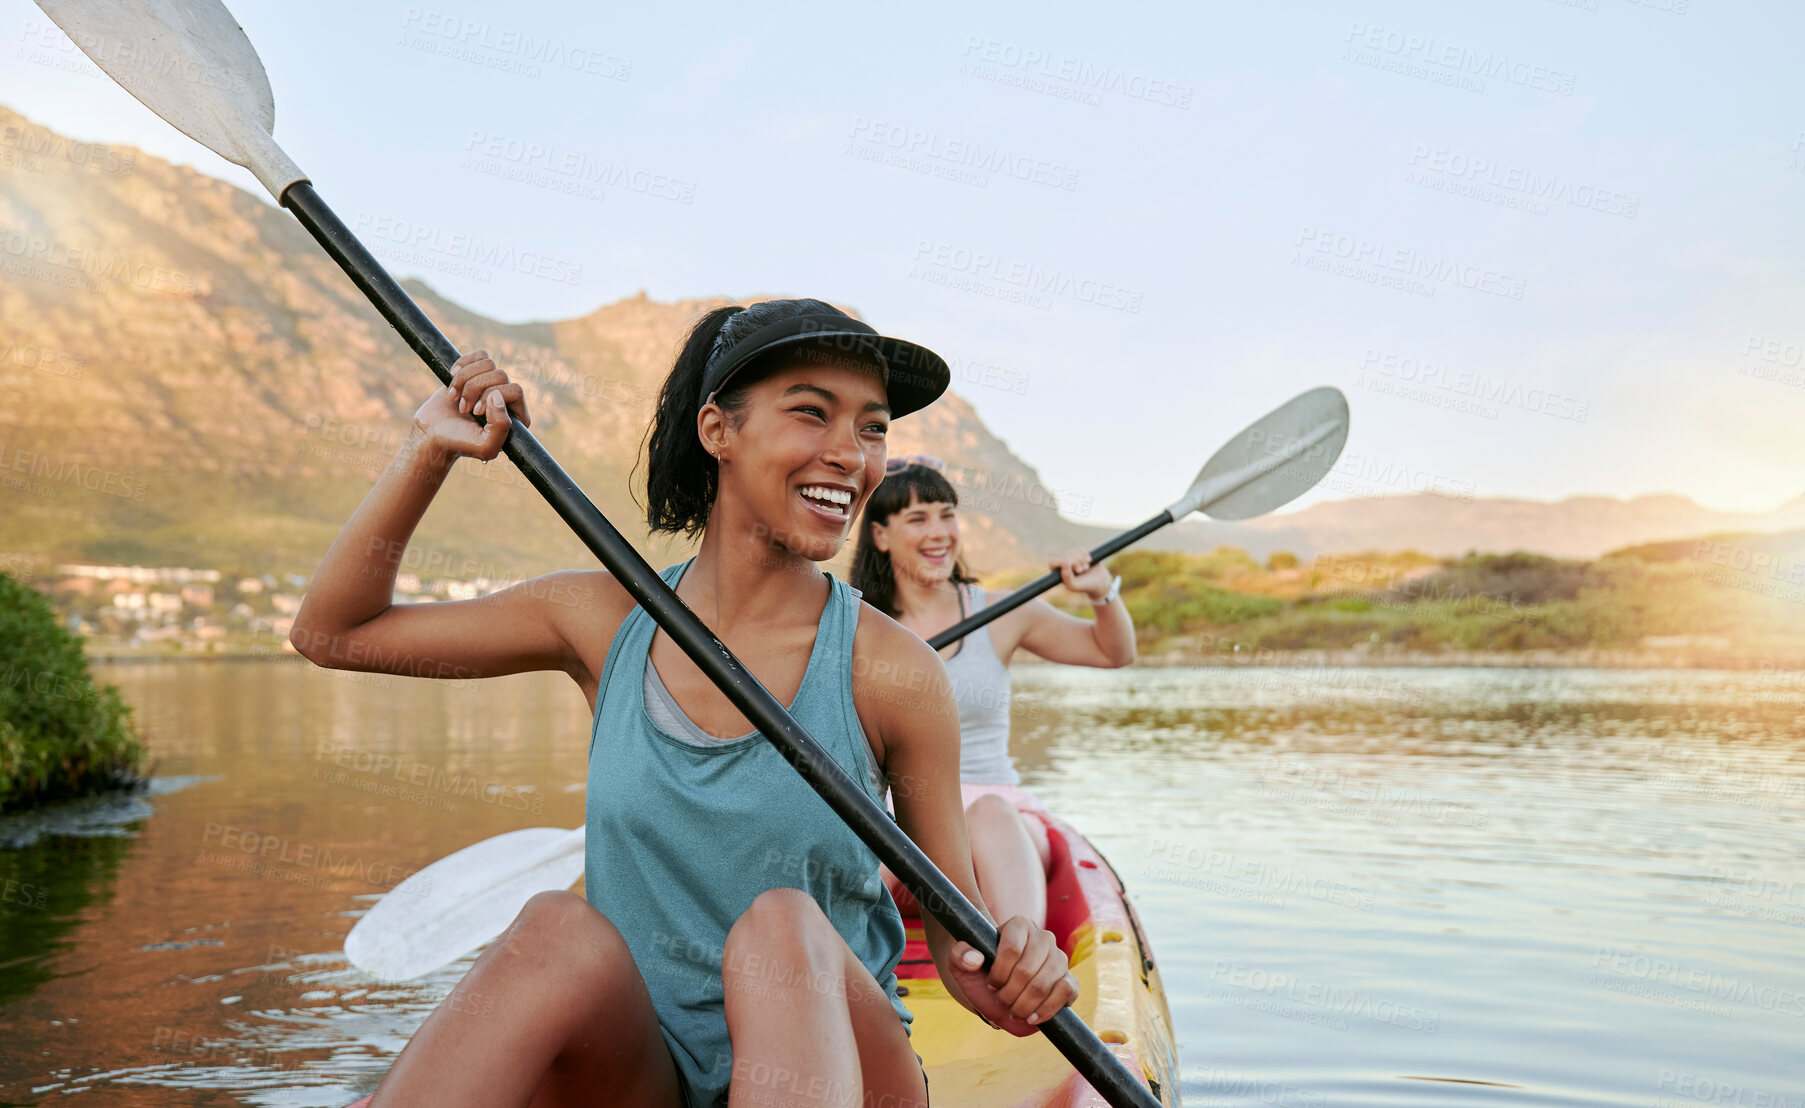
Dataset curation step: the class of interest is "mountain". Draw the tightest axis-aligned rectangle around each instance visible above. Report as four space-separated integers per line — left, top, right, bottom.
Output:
1162 492 1805 562
0 105 1078 582
2 105 1800 579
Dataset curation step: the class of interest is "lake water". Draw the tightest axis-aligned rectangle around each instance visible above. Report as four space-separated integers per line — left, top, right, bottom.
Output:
1 662 1801 1107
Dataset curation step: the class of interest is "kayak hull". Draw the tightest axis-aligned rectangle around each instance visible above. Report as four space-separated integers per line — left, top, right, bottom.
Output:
892 785 1179 1107
345 786 1178 1106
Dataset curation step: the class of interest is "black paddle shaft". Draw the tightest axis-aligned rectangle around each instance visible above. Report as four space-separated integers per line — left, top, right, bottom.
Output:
278 183 1163 1108
927 511 1170 650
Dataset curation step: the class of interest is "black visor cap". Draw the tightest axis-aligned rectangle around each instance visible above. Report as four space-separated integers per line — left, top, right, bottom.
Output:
697 313 950 419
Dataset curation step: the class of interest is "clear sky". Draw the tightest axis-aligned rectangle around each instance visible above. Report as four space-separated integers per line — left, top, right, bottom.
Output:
5 0 1802 526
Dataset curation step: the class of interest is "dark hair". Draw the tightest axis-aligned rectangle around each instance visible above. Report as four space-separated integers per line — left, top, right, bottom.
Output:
850 464 978 617
638 298 874 538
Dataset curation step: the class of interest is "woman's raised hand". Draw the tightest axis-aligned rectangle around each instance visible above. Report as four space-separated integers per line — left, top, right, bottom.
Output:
412 349 533 462
947 917 1079 1036
1049 546 1112 602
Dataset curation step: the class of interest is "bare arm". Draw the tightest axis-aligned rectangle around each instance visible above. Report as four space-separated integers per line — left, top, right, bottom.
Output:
1013 548 1136 668
290 352 624 692
868 618 1078 1034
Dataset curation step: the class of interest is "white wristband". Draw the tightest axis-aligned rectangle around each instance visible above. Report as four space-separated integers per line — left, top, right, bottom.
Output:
1090 574 1121 607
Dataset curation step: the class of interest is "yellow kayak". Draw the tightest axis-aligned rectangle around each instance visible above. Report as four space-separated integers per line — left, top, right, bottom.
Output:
892 785 1180 1107
346 786 1179 1106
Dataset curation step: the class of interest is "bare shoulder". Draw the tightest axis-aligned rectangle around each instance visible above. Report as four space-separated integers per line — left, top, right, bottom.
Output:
977 582 1039 658
850 598 959 760
548 568 641 683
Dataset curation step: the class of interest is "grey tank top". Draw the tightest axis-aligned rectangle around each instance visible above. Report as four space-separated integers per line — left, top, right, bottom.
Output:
644 650 887 796
943 584 1019 785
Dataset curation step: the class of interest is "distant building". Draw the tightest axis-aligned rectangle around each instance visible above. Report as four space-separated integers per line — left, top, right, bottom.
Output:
58 564 221 584
181 584 215 607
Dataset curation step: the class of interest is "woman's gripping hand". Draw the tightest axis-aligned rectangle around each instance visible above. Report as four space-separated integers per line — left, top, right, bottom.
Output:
413 350 532 461
947 916 1079 1035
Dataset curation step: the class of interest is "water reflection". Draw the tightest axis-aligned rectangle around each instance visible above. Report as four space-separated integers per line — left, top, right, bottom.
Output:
0 661 1799 1107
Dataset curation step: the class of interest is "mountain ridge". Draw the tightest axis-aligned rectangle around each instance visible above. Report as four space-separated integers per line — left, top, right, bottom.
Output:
3 104 1801 578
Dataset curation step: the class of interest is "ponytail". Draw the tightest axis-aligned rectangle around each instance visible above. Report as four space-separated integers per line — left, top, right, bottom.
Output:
638 305 742 538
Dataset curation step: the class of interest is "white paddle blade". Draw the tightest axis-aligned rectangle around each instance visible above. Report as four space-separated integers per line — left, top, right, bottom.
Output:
1166 386 1350 521
33 0 306 197
345 826 587 982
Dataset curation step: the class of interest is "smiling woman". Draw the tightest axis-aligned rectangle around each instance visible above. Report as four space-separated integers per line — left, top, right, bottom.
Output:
287 296 1093 1108
642 299 947 554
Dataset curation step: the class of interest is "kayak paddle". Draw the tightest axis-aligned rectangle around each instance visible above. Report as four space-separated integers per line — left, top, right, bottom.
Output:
36 2 1160 1103
343 826 586 982
342 388 1347 980
928 385 1348 649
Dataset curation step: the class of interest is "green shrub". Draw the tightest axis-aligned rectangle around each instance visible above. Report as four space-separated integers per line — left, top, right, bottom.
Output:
1128 578 1283 634
0 574 144 812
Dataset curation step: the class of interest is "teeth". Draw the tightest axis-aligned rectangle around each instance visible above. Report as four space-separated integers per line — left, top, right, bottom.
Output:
800 485 853 507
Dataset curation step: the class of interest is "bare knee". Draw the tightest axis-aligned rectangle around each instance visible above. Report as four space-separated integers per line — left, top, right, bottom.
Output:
490 890 636 998
726 887 833 958
966 792 1021 835
724 888 851 1001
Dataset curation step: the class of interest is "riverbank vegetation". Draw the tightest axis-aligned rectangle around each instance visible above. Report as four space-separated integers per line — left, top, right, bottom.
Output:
993 531 1805 662
0 574 145 812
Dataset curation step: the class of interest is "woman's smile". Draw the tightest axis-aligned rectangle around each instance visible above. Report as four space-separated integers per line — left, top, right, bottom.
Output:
797 481 856 523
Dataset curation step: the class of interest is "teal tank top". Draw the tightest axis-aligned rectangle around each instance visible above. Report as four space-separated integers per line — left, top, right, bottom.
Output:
584 557 911 1107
